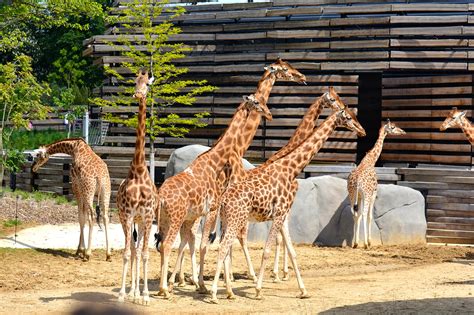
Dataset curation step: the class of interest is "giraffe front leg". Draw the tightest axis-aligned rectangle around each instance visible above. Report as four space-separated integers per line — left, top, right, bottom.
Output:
255 220 280 300
188 230 200 289
209 230 235 304
272 233 282 283
118 217 133 302
281 221 309 299
367 194 376 248
281 220 290 281
223 253 236 300
198 211 217 294
159 220 182 299
168 236 187 292
141 223 152 305
238 227 257 283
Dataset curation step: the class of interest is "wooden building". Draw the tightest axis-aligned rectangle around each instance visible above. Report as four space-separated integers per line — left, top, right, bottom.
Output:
14 0 474 245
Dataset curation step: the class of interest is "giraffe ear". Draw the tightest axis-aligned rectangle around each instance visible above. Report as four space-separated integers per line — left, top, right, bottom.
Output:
242 95 250 102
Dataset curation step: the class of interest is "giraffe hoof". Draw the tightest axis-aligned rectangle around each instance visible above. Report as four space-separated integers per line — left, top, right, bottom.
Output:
227 293 236 300
198 286 209 294
142 295 150 306
255 289 263 300
106 255 112 262
83 254 90 261
298 291 310 299
273 277 281 283
168 283 174 293
178 280 186 287
118 293 126 303
352 243 358 249
282 272 290 281
163 290 171 299
209 296 219 304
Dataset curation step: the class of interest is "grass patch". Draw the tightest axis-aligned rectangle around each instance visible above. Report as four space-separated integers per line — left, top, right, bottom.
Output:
3 219 22 228
1 188 75 206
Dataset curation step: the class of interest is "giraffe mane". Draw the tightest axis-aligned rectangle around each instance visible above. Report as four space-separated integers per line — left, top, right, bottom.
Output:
45 137 87 147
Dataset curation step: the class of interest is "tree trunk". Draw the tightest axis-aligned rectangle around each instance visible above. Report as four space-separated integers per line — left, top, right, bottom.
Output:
149 139 155 183
0 127 4 190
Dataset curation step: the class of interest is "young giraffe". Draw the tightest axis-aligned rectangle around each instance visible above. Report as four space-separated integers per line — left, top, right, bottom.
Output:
440 107 474 143
347 119 405 249
209 91 366 303
206 88 338 285
32 139 111 261
155 93 274 299
166 59 306 291
116 69 158 304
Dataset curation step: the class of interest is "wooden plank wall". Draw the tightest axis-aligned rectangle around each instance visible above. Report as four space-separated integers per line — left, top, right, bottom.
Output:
84 0 474 166
382 74 473 165
399 167 474 245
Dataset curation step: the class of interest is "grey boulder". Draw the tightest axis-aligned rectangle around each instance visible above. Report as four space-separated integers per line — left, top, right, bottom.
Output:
248 175 426 246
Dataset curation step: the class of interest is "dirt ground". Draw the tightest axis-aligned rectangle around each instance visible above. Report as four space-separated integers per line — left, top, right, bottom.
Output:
0 244 473 314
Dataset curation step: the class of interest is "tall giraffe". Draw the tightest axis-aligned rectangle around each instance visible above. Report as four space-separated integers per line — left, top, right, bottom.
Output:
116 69 158 304
440 107 474 143
155 93 275 299
209 92 366 303
347 119 405 249
32 139 111 261
166 59 306 291
201 87 345 288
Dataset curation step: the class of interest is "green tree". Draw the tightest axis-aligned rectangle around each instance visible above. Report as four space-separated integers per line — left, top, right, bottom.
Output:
91 0 216 181
0 55 51 185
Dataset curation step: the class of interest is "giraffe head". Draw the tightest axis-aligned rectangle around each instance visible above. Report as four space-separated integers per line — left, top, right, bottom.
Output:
440 107 466 131
264 58 306 84
133 68 149 99
31 147 49 173
242 94 272 121
384 119 406 135
325 87 366 137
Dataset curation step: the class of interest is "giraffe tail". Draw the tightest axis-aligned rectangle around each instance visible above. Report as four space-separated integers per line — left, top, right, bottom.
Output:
95 179 103 230
352 185 360 213
154 198 164 251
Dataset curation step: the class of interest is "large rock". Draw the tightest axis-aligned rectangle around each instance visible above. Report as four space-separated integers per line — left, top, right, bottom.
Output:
248 175 426 246
164 144 255 179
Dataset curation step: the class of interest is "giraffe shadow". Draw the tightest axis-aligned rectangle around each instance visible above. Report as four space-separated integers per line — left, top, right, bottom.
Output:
33 247 76 259
40 291 116 304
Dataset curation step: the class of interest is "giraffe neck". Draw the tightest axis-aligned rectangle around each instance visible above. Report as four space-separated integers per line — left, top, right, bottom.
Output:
265 96 327 165
193 103 251 177
46 139 83 158
236 71 277 157
131 96 147 170
268 111 339 179
459 116 474 145
359 126 387 168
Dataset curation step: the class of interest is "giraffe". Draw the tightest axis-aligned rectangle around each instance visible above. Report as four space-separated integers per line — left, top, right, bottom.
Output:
440 107 474 143
32 138 111 262
208 91 366 303
222 87 342 284
166 59 306 291
116 69 158 305
155 93 275 299
201 87 348 288
347 119 405 249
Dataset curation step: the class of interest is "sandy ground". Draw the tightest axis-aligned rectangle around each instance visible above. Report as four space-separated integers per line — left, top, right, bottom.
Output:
0 243 472 314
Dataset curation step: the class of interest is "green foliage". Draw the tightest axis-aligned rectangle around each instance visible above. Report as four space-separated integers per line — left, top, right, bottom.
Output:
91 0 217 139
51 86 87 123
3 150 26 174
0 55 51 131
3 219 22 228
6 129 71 152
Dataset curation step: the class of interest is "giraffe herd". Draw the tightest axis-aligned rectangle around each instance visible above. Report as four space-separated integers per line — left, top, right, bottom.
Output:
29 59 473 306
